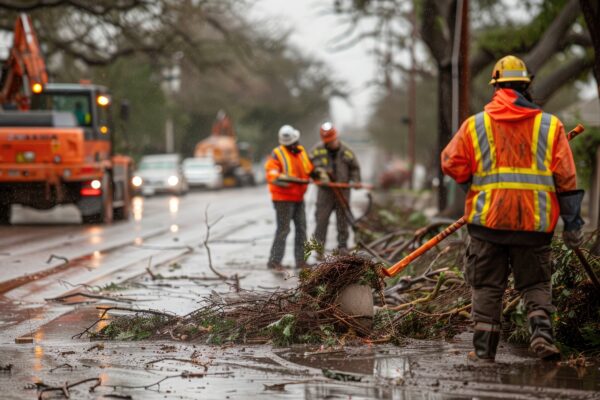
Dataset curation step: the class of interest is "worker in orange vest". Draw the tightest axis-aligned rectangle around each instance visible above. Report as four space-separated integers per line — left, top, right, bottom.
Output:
265 125 314 270
442 55 584 363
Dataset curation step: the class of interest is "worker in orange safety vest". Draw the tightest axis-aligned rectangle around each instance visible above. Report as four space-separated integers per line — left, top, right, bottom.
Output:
265 125 314 270
441 55 584 363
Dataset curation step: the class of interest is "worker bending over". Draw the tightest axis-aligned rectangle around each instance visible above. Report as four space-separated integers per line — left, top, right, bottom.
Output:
265 125 314 270
442 55 584 362
310 122 361 254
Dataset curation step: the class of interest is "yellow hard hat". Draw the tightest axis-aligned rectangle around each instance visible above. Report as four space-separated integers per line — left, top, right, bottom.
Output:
489 55 531 85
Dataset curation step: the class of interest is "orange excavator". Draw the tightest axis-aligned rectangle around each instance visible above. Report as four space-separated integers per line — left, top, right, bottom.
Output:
194 110 255 187
0 14 132 224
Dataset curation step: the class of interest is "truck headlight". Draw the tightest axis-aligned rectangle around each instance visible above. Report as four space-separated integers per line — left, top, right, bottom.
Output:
167 175 179 186
132 176 143 187
23 151 36 162
90 179 102 189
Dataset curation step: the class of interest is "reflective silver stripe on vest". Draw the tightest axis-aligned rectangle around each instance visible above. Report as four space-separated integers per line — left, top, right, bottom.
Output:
474 112 492 171
472 191 486 225
472 172 554 187
538 191 547 232
536 113 552 171
276 147 289 174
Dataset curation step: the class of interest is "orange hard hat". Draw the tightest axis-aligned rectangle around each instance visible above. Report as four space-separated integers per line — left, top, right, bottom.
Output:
320 122 337 143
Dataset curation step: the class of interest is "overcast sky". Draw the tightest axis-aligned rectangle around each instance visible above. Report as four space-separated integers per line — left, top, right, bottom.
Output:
251 0 378 129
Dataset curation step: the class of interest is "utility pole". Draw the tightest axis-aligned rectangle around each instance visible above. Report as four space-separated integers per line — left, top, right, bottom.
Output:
444 0 469 214
407 0 417 189
459 0 470 124
162 51 183 154
165 118 174 153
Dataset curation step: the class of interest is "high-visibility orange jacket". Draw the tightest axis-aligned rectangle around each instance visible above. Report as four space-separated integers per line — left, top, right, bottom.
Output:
442 88 577 235
265 144 313 202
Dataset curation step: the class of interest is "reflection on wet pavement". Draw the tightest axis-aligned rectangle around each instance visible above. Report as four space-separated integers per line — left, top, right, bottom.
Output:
169 196 179 215
132 196 144 221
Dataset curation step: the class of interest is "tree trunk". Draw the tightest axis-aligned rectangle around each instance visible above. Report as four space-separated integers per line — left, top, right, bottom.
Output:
591 147 600 256
579 0 600 255
437 62 453 211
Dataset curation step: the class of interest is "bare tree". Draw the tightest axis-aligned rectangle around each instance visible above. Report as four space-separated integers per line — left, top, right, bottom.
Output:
332 0 594 212
0 0 253 72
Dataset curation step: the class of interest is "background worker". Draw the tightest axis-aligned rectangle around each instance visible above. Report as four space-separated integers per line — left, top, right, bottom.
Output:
441 55 584 363
265 125 314 269
310 122 361 254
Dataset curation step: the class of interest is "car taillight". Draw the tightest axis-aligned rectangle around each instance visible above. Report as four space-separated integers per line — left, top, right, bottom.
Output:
80 180 102 196
80 166 98 174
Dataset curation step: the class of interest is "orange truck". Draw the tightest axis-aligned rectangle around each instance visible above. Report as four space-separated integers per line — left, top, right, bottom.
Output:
0 14 132 224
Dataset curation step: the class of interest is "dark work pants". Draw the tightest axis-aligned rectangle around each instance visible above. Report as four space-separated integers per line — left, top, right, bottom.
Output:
314 188 349 249
269 201 307 266
464 236 556 325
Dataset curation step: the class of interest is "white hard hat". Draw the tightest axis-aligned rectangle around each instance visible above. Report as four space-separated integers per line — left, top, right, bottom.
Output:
278 125 300 146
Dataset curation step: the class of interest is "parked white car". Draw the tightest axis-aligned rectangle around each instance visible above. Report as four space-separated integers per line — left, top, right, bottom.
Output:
182 157 223 189
132 154 188 196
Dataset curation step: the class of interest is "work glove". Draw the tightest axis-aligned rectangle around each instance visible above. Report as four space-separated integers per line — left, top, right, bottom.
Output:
562 229 584 249
557 190 585 249
273 174 290 187
458 180 472 193
316 168 330 184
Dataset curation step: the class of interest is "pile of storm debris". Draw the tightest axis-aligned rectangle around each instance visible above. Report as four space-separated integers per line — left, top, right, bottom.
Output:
81 203 600 357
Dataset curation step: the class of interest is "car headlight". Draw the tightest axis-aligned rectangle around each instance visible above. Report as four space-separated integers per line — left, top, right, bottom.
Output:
132 176 143 187
167 175 179 186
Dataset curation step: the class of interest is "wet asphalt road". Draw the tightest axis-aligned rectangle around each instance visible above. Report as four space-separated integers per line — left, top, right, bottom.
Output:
1 186 600 399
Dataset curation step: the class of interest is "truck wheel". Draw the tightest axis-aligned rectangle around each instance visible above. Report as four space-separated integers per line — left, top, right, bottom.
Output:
0 204 11 225
113 181 131 221
82 175 114 224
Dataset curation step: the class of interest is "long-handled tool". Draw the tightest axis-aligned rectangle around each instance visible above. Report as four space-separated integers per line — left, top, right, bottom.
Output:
277 176 374 190
573 248 600 291
382 123 586 278
278 174 374 230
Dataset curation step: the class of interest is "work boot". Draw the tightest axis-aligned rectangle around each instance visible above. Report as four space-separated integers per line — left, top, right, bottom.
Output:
528 311 561 361
336 247 349 256
296 261 313 269
467 322 500 364
267 261 284 271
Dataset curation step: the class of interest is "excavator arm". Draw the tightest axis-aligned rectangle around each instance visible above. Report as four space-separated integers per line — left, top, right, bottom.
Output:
0 13 48 110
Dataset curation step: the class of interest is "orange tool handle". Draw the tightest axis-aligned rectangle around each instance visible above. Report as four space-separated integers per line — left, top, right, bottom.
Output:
278 177 373 190
382 217 467 277
382 123 585 278
314 180 374 190
566 124 585 141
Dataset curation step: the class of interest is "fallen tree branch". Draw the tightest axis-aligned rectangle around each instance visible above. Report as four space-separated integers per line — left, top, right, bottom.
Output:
72 306 178 339
46 254 69 264
202 205 241 291
387 273 447 311
45 292 135 304
37 377 100 399
49 363 73 373
145 358 209 371
104 372 229 391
